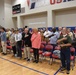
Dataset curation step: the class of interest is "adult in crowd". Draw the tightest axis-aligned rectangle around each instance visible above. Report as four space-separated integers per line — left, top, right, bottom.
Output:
15 30 22 59
40 29 45 41
74 27 76 33
58 27 62 35
49 27 60 53
0 28 7 55
67 28 73 40
6 29 12 40
43 28 51 43
10 30 17 57
57 27 72 74
22 27 32 61
31 28 41 63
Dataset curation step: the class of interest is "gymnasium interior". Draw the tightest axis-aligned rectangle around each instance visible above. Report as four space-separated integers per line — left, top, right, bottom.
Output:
0 0 76 75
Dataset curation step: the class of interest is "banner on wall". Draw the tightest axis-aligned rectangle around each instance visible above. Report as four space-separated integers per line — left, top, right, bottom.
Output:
27 0 74 9
12 4 21 14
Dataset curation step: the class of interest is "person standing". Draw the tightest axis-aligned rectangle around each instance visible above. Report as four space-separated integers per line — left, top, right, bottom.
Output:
0 28 7 55
22 28 32 61
67 28 73 40
49 28 60 53
10 30 16 57
43 28 51 43
57 27 72 74
15 30 22 59
31 28 41 63
58 27 62 35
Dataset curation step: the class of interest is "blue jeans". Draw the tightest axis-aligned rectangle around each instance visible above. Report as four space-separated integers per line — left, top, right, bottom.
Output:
60 47 70 71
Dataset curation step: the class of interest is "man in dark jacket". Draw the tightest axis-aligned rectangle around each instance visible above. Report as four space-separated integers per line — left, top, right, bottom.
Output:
22 27 32 61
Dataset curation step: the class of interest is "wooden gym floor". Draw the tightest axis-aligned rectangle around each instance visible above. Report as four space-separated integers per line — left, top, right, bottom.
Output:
0 53 75 75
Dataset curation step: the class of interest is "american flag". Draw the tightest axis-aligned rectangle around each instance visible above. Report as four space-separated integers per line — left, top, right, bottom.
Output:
27 0 50 9
27 0 75 9
27 0 30 6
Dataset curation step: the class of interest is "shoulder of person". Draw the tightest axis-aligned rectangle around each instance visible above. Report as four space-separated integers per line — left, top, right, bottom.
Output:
19 33 22 35
48 30 51 33
67 35 71 38
22 32 25 35
3 32 6 35
22 32 25 34
15 34 16 35
38 33 41 36
28 33 32 36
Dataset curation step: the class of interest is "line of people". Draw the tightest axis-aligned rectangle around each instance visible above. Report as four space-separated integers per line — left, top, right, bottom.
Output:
0 26 76 74
0 27 41 63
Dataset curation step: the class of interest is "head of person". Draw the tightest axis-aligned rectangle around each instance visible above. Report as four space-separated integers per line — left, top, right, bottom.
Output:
25 26 28 28
52 27 56 33
8 29 10 31
19 29 22 33
40 29 44 33
58 27 62 31
16 30 19 34
45 28 48 31
14 30 16 34
38 28 41 32
0 27 6 32
62 27 67 35
24 28 29 34
67 28 71 34
32 28 38 34
11 28 14 31
12 30 15 34
50 29 52 32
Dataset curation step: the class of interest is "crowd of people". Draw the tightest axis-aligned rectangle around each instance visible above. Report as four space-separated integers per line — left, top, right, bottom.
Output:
0 26 76 74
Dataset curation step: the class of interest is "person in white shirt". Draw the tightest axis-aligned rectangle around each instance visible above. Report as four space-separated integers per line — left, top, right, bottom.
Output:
15 30 22 59
43 28 51 38
43 28 51 43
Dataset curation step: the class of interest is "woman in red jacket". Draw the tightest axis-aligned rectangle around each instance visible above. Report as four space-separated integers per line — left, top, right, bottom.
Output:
31 28 41 63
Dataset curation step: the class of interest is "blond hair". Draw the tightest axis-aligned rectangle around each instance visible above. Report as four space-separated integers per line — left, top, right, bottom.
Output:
32 28 38 33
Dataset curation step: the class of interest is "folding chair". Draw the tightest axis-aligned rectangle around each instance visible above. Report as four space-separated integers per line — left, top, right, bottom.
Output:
70 47 75 70
51 46 61 65
42 44 53 64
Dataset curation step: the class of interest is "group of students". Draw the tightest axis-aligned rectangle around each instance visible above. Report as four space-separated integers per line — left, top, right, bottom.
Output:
0 26 76 74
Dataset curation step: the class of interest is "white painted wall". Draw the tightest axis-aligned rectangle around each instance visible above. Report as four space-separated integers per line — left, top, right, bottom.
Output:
0 0 76 28
12 0 76 28
55 9 76 27
12 0 26 7
5 0 14 28
0 0 15 28
0 0 5 27
23 12 47 28
12 17 17 29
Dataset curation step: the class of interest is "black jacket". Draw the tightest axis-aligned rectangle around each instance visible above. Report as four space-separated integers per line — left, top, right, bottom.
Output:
22 32 32 47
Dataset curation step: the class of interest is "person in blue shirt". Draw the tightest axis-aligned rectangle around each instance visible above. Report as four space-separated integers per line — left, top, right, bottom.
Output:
49 27 60 53
0 27 7 55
